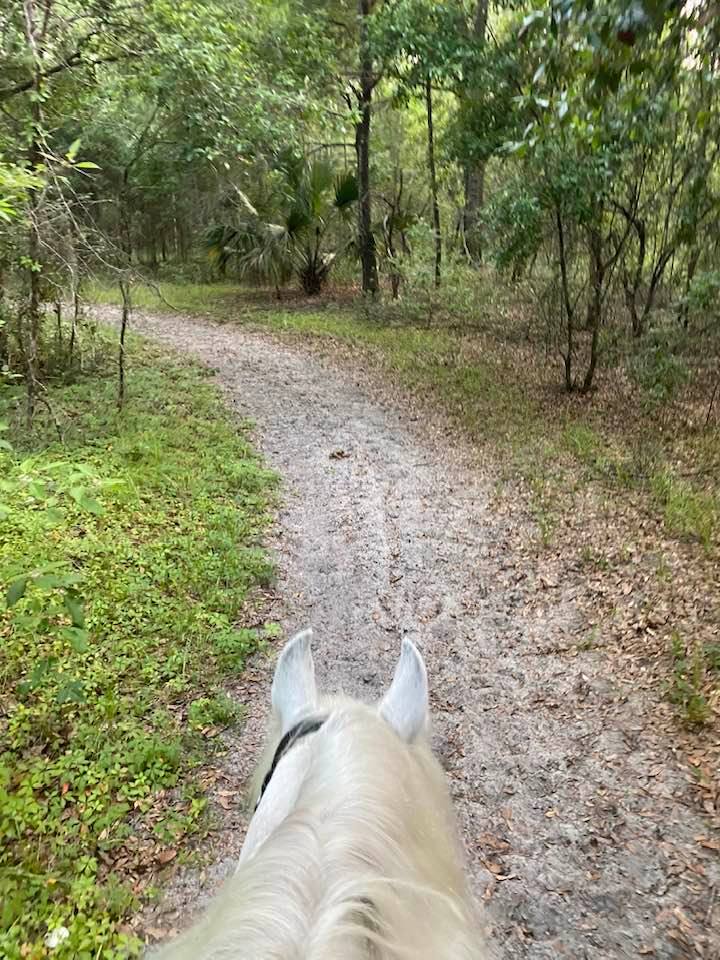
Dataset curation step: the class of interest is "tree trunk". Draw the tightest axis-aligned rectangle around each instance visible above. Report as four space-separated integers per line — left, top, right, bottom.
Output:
25 99 43 423
585 225 603 330
69 278 80 363
677 246 700 328
356 0 379 296
462 0 488 263
425 77 441 288
581 224 604 394
556 204 574 392
118 279 131 410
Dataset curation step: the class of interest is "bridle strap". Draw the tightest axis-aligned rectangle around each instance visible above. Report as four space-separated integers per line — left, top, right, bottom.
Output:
257 715 327 807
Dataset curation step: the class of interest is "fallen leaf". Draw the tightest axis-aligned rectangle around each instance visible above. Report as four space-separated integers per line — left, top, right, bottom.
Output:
698 837 720 851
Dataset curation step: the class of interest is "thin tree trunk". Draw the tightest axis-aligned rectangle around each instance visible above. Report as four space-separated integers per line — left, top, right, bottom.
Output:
69 278 80 362
356 0 379 296
581 224 604 394
55 300 62 352
706 374 719 427
0 263 7 367
556 204 574 392
677 246 700 328
425 77 441 288
25 90 43 423
462 0 488 263
118 279 131 410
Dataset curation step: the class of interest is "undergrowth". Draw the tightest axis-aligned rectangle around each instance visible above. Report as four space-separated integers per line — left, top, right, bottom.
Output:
0 334 277 958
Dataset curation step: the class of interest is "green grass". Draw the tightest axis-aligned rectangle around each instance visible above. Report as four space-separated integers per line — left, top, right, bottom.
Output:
0 334 277 958
650 468 719 549
85 279 247 322
668 632 712 727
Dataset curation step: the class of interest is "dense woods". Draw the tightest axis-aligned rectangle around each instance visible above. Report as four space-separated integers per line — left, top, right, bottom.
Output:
3 0 720 401
2 0 720 956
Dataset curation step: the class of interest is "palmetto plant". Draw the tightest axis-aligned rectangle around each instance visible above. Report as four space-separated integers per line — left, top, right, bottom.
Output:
207 157 358 295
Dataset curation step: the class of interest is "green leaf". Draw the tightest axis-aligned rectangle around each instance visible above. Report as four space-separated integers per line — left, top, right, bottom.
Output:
74 161 100 170
35 574 69 590
0 439 11 451
7 577 28 607
333 171 358 210
69 486 104 515
64 593 86 628
60 627 90 653
56 679 86 704
67 138 81 162
80 495 104 515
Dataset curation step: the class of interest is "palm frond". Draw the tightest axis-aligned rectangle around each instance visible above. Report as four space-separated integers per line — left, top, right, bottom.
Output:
334 171 359 211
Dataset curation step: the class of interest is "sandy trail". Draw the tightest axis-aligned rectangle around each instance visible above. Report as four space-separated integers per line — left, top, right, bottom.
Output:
107 307 719 959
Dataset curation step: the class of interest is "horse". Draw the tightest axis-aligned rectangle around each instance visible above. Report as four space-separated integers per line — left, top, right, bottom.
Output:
153 629 487 959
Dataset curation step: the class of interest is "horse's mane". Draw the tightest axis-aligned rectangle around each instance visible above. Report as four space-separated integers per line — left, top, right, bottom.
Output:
154 697 486 959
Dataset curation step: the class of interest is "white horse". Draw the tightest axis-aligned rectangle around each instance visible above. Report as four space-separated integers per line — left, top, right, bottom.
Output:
154 629 486 959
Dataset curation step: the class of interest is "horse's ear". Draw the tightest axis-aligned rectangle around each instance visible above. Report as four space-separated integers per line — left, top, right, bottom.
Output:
379 639 428 742
271 628 317 735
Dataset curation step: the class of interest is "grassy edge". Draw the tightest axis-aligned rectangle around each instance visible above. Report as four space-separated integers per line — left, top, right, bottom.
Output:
0 330 278 958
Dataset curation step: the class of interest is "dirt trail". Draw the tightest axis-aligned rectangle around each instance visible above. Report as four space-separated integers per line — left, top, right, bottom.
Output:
109 307 719 959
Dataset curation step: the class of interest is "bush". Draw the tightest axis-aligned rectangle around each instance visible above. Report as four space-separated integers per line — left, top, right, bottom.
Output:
628 326 690 407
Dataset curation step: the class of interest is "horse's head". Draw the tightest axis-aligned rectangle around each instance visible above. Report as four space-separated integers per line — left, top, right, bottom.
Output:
241 629 431 864
154 630 485 959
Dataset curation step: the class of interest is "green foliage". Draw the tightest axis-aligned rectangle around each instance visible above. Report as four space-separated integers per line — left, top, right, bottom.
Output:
684 270 720 320
668 633 711 728
207 158 358 295
0 159 42 224
628 327 691 407
482 185 544 272
0 335 276 958
650 469 718 549
187 693 241 730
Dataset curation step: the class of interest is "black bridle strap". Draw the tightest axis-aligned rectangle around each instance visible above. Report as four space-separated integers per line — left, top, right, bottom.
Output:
257 716 327 807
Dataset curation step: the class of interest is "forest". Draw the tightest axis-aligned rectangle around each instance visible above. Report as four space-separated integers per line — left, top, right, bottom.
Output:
1 0 719 957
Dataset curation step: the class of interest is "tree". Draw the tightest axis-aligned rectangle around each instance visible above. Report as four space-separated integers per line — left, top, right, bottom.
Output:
356 0 381 295
462 0 488 263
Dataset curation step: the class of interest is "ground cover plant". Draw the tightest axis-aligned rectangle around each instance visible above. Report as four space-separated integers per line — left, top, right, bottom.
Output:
0 334 277 958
